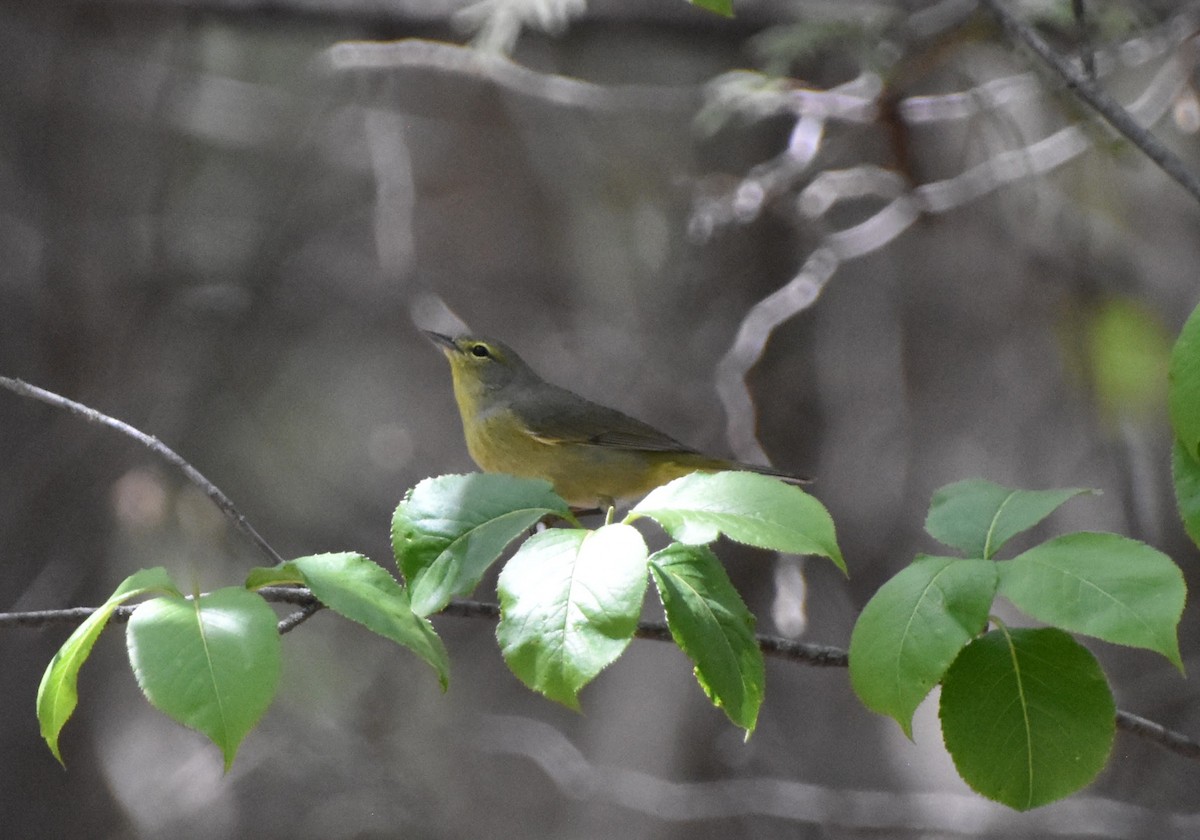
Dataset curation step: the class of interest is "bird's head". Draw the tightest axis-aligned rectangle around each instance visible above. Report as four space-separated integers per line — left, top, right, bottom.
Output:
424 331 536 398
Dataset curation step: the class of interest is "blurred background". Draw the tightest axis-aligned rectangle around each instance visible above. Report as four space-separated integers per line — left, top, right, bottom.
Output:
3 0 1200 836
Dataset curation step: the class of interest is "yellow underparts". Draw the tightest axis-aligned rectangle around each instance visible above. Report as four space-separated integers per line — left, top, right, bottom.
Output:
463 407 727 508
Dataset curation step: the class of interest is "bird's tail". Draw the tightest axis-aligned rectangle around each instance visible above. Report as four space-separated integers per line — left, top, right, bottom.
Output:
735 461 811 485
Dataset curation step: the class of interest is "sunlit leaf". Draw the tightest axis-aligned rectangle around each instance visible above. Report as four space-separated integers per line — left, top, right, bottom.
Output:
298 553 449 688
247 553 450 689
650 543 763 733
497 524 648 708
393 473 571 616
127 587 281 770
630 472 844 572
37 567 180 765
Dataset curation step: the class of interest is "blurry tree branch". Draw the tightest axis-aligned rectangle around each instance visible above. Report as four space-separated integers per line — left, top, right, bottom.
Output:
981 0 1200 206
74 0 794 27
454 0 586 54
0 376 285 567
692 9 1198 460
318 18 1200 464
324 38 698 118
477 712 1200 832
481 711 1200 832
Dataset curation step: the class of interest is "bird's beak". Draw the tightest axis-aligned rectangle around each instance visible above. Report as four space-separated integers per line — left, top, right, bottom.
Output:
423 330 458 354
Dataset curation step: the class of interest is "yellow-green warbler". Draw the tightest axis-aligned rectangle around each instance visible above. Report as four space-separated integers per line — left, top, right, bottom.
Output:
427 331 807 508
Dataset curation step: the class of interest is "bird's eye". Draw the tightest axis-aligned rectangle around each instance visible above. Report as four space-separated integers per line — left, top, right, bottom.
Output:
470 344 490 358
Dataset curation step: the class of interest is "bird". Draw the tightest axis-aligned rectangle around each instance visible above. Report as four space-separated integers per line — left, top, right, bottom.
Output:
425 330 808 509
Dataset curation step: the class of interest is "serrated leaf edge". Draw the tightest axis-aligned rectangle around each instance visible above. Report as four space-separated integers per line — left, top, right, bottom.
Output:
651 553 761 732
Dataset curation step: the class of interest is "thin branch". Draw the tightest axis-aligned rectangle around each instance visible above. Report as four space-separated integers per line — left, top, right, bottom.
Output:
1116 709 1200 760
3 593 1197 762
0 586 321 630
439 601 1197 759
277 601 324 634
256 585 320 606
0 376 285 566
324 39 697 117
980 0 1200 207
0 605 137 629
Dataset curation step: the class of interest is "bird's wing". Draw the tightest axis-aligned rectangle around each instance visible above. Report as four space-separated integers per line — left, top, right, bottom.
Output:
515 385 698 454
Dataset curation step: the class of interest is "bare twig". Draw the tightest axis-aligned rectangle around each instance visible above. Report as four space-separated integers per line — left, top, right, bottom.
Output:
705 14 1194 458
0 586 321 631
0 605 137 629
0 376 285 566
255 585 320 606
277 600 324 634
324 39 697 116
981 0 1200 206
1116 709 1200 761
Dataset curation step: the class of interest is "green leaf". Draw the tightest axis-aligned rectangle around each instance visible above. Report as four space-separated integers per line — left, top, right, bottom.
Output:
1168 299 1200 457
939 626 1115 811
393 473 572 616
998 532 1186 671
649 543 764 734
247 553 450 689
925 480 1094 559
300 553 449 688
497 524 648 709
37 567 181 765
629 472 844 573
1171 438 1200 550
848 556 997 738
689 0 733 16
244 563 305 589
127 587 282 770
1082 297 1170 422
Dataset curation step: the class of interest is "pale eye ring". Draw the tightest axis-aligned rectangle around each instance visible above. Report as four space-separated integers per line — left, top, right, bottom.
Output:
470 344 490 358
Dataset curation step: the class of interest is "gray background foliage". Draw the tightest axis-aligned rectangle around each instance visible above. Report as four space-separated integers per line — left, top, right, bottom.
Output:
2 0 1199 837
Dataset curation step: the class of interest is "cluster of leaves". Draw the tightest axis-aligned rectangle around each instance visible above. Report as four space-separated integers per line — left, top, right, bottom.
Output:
34 299 1200 811
37 555 448 770
841 295 1200 811
848 480 1185 810
396 471 840 728
37 471 841 768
